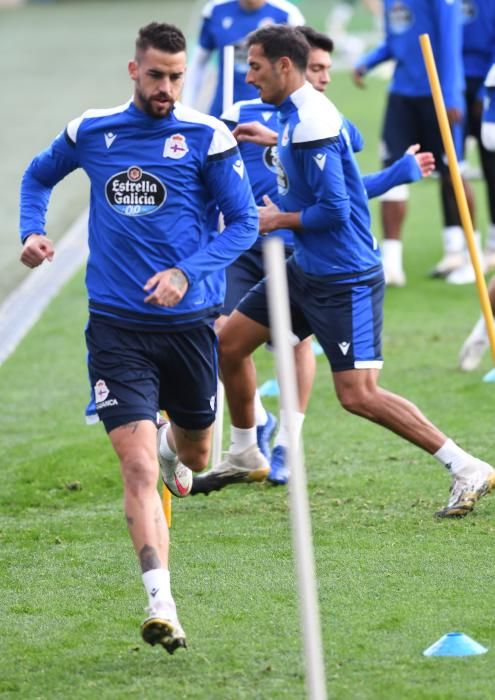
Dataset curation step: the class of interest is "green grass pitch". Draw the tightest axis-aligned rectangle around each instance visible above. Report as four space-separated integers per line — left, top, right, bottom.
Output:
1 2 495 698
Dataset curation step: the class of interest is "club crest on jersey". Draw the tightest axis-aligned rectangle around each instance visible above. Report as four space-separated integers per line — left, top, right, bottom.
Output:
222 16 233 29
388 1 414 34
105 166 166 216
263 145 279 174
163 133 189 159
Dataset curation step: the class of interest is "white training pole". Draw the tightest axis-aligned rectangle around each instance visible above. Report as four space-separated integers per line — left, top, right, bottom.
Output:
211 45 235 468
263 238 327 700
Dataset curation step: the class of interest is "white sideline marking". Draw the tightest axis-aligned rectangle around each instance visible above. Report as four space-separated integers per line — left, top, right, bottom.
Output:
0 209 89 366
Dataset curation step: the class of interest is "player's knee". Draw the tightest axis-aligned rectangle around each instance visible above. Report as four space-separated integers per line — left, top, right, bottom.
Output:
121 454 158 493
336 385 372 416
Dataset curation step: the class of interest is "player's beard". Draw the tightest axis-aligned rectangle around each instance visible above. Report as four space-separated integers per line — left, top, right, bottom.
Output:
136 88 174 119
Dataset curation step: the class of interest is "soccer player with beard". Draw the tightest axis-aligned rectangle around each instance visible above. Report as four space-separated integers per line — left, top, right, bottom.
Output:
19 22 258 653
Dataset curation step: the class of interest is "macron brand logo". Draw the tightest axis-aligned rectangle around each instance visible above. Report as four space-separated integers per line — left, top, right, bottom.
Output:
233 160 245 178
338 341 350 356
104 132 117 149
262 111 272 123
313 153 326 171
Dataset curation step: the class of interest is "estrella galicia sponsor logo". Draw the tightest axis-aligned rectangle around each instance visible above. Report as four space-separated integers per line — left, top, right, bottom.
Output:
105 166 166 217
276 160 289 196
388 1 414 34
263 145 279 174
461 0 477 24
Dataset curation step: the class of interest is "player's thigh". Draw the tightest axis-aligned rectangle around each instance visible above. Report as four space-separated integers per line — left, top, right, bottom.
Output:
85 317 160 433
157 325 218 431
382 94 421 164
223 247 265 315
301 273 385 372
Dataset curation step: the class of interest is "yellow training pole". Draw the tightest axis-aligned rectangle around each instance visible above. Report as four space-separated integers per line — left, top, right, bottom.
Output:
162 486 172 528
419 33 495 365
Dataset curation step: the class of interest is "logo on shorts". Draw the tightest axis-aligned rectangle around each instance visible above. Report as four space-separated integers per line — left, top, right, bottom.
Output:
262 145 279 174
105 166 166 216
210 394 216 412
94 379 119 409
338 341 351 356
388 2 414 34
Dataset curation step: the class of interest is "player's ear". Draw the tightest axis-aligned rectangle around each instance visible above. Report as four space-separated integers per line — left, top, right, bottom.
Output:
279 56 291 73
128 59 138 81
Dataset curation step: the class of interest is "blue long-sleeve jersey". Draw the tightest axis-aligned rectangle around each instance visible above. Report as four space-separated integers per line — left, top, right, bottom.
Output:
198 0 304 116
20 100 258 328
276 83 381 278
462 0 495 80
355 0 464 110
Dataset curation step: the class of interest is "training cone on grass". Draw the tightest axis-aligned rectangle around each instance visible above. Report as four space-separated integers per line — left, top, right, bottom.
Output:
483 368 495 383
259 378 279 397
423 632 488 657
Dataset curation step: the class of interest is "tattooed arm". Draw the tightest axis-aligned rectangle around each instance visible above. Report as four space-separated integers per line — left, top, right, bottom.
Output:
143 267 189 307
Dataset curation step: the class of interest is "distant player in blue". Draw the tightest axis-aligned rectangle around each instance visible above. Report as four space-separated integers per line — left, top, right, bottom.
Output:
191 25 435 493
353 0 468 287
19 23 258 653
457 53 495 371
182 0 304 116
450 0 495 283
208 24 495 518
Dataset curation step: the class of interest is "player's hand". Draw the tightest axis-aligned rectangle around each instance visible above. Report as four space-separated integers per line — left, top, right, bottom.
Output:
351 68 366 89
144 267 189 307
233 122 277 146
258 195 280 234
405 143 435 178
20 233 54 268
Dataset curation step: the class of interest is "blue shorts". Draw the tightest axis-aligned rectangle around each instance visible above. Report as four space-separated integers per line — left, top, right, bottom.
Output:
237 257 384 372
382 93 462 173
223 243 294 315
85 316 218 433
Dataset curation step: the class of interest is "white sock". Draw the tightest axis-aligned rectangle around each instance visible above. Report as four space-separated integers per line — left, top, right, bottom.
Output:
142 569 176 618
254 389 268 427
381 239 403 270
274 409 305 449
433 438 475 476
486 223 495 252
469 316 488 342
442 226 464 254
158 425 176 458
230 426 256 454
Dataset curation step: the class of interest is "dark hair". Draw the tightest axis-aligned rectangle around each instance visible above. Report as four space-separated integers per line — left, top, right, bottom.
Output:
135 22 186 56
296 25 334 54
247 24 309 71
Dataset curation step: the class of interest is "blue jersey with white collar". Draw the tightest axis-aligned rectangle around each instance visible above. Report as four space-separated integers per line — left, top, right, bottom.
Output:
356 0 464 111
221 98 294 248
276 83 381 279
20 100 258 329
198 0 304 116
